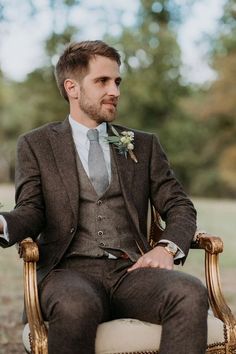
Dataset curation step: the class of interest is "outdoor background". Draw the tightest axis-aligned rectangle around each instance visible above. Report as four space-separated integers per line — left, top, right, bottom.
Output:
0 0 236 353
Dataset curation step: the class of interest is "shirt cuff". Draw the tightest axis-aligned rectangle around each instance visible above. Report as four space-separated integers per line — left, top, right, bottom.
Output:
0 215 9 242
157 239 185 260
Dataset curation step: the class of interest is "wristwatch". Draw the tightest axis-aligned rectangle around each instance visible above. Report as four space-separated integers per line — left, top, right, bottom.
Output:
157 241 178 257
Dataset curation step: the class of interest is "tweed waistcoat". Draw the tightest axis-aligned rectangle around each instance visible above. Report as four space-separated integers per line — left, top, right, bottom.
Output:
65 150 141 261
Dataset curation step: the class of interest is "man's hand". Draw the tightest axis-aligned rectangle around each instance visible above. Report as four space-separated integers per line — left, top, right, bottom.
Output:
128 246 174 272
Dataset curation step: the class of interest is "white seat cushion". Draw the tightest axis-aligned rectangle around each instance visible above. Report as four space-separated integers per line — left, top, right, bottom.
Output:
23 312 225 353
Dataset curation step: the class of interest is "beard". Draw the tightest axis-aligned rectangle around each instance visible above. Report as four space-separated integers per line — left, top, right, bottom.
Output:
78 87 118 124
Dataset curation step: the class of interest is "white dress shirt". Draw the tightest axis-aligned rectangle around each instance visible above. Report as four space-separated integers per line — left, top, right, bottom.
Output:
0 215 8 240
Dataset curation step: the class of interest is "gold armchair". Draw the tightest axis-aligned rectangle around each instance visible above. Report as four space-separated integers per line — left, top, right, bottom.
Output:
19 210 236 354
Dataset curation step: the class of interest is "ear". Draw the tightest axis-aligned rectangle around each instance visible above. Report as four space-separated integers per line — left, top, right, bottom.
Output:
64 79 80 99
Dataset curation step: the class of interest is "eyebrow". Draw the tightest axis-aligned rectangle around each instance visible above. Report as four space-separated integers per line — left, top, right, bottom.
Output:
94 76 122 82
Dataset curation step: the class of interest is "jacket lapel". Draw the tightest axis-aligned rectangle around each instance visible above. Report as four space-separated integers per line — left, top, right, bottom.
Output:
48 117 79 220
108 124 141 238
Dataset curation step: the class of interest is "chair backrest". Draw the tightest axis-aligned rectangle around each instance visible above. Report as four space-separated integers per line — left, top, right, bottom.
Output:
148 204 164 248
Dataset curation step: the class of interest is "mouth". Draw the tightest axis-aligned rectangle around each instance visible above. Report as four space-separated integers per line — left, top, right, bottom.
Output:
102 101 117 108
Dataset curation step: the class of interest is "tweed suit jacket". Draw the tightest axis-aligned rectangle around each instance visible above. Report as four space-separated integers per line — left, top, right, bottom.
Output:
1 117 196 283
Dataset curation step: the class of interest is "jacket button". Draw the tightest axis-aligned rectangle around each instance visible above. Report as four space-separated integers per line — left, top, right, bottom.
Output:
98 230 104 236
100 242 105 247
70 227 75 234
97 200 102 206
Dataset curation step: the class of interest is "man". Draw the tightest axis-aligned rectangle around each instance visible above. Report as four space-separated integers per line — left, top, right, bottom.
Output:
0 40 208 354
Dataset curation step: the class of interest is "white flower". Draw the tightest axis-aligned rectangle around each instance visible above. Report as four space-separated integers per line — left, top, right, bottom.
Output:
120 136 128 144
128 131 134 138
127 143 134 150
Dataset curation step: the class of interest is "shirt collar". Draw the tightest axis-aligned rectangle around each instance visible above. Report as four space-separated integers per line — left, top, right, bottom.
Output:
69 115 108 144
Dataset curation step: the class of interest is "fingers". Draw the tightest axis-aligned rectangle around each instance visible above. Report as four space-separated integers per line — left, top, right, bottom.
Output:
127 255 173 272
127 257 145 272
127 247 175 272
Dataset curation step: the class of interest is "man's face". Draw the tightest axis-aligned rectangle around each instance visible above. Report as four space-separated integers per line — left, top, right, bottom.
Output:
77 55 121 124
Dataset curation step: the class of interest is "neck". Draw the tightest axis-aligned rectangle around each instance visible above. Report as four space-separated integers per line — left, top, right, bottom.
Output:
69 110 99 128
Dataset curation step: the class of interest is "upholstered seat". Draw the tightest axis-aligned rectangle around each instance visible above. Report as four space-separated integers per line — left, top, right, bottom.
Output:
22 313 225 354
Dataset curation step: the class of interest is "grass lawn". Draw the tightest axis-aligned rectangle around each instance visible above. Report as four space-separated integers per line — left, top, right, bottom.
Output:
0 184 236 353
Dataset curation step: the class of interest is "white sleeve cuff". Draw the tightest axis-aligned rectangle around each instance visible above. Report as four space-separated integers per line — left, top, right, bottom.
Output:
0 215 9 242
158 239 185 260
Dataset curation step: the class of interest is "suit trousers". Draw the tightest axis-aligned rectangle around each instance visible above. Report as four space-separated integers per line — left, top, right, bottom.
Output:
39 256 208 354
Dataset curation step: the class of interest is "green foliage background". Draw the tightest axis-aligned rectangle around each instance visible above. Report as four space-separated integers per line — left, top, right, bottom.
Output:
0 0 235 198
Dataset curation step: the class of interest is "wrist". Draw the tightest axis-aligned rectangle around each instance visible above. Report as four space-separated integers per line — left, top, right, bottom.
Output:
157 241 178 257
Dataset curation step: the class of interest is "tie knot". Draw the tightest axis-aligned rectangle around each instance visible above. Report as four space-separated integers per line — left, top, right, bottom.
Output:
87 129 99 142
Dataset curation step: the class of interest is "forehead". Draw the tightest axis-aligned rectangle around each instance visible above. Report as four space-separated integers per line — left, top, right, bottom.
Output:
86 55 120 78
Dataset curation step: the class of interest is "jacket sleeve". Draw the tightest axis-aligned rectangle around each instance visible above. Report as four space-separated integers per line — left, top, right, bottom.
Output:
149 134 196 260
1 135 46 246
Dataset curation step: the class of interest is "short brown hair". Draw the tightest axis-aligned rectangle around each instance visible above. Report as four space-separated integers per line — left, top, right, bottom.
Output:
55 40 121 101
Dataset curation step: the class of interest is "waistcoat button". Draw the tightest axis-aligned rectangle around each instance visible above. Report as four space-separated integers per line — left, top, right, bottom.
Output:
97 215 102 221
100 242 105 247
97 200 102 206
70 227 75 234
98 230 104 236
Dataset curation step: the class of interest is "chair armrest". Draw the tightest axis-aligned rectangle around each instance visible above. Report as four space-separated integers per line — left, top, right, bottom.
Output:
19 237 40 262
191 232 236 347
190 231 223 254
18 238 48 354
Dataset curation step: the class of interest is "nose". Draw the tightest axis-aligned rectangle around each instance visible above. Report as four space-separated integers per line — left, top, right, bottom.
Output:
108 82 120 98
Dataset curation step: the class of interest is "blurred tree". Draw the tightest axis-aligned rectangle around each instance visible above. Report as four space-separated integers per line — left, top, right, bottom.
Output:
114 0 185 131
0 1 79 181
108 0 201 191
0 0 80 24
206 0 236 197
199 0 236 122
0 71 16 181
181 0 236 197
1 24 79 138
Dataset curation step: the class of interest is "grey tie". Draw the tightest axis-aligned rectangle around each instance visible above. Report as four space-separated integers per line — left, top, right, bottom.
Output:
87 129 109 195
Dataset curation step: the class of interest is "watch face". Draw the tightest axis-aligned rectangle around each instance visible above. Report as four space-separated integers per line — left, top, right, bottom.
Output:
169 244 176 252
166 242 178 255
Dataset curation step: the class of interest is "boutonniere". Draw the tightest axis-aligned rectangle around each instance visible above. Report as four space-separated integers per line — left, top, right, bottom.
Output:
106 126 138 163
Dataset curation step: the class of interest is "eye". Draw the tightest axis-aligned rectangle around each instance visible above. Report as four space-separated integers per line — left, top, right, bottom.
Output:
115 79 122 87
99 78 107 84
